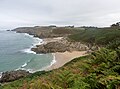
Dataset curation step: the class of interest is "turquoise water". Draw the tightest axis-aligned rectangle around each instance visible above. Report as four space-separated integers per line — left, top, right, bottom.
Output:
0 31 53 73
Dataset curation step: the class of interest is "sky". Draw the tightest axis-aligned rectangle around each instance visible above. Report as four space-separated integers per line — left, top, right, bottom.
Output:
0 0 120 30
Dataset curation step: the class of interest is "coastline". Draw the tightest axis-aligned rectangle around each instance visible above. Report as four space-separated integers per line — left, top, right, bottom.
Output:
0 29 89 84
0 72 2 79
3 31 88 73
1 32 86 80
15 33 61 73
27 35 88 71
22 33 43 54
45 51 87 71
14 32 44 73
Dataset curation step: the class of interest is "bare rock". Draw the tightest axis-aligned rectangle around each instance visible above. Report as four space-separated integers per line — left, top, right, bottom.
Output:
31 39 89 54
0 70 30 83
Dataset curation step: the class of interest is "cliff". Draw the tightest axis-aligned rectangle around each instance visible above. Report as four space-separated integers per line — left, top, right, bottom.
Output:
13 26 93 53
12 26 79 38
31 38 90 53
0 70 30 83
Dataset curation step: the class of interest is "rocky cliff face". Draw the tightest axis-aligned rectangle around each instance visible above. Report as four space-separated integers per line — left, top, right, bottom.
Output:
12 26 99 53
31 38 89 54
0 70 30 83
12 26 76 38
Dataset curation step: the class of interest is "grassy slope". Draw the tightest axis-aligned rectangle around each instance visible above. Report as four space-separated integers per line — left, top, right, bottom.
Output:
1 56 88 89
68 27 120 45
1 27 120 89
2 47 120 89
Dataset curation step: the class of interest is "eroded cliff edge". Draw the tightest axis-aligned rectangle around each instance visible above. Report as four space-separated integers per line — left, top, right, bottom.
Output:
12 26 99 54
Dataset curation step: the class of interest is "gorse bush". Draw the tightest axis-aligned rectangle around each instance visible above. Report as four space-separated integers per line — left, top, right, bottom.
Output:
91 48 117 66
55 70 75 88
68 28 120 45
2 28 120 89
3 46 120 89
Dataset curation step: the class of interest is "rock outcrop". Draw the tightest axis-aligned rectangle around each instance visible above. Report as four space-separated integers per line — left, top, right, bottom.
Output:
12 27 58 38
0 70 30 83
12 26 99 54
31 39 89 54
12 26 79 38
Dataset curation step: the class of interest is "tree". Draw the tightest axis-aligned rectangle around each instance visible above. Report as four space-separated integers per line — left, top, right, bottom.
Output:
111 22 120 27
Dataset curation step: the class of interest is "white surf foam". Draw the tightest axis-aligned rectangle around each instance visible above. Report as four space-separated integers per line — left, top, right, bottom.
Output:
15 53 56 73
22 48 36 54
15 67 34 73
21 33 43 54
24 33 34 38
0 72 2 78
36 53 57 71
21 63 27 68
50 53 56 66
15 53 57 73
22 59 31 67
33 38 43 47
27 54 56 73
16 62 35 73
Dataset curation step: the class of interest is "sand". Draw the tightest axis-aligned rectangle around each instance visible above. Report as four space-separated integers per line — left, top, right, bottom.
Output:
46 51 87 71
43 37 63 44
41 37 88 71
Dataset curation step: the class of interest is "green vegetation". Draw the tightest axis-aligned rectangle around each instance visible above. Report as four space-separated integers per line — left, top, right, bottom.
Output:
52 27 81 35
68 27 120 45
1 26 120 89
2 40 120 89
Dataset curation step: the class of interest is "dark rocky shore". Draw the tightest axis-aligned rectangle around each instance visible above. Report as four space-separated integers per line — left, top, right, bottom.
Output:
1 26 98 83
31 38 90 53
12 26 98 54
0 70 30 83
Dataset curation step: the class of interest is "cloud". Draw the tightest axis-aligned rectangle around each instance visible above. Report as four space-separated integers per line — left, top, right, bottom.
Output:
0 0 120 29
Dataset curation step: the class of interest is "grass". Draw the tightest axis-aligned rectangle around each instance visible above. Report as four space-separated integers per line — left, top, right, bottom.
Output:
2 45 120 89
2 27 120 89
68 27 120 45
2 56 89 89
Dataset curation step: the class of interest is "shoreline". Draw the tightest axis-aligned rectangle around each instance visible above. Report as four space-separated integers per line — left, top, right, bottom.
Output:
45 51 88 71
14 32 44 73
0 30 89 83
0 72 2 79
22 33 43 54
19 32 89 72
23 35 88 72
23 34 88 72
14 33 63 73
41 37 88 71
1 31 87 74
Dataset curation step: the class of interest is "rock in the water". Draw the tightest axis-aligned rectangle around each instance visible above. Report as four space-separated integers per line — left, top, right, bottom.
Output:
0 70 30 83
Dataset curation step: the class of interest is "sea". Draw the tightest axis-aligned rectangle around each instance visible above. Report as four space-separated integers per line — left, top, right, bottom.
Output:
0 31 55 77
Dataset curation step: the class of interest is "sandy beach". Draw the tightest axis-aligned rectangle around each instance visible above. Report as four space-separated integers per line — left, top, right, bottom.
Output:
41 37 88 71
46 51 87 71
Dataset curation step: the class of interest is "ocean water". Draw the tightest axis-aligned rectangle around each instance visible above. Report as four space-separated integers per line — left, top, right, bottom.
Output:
0 31 54 73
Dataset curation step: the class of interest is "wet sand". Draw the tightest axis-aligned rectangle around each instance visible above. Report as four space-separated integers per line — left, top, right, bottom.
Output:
41 37 88 71
46 51 87 71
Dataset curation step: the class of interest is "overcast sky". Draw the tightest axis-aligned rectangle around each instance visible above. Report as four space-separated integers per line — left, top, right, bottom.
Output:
0 0 120 30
